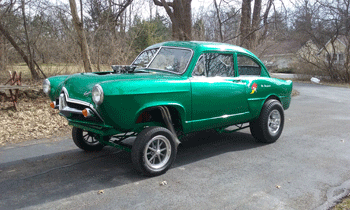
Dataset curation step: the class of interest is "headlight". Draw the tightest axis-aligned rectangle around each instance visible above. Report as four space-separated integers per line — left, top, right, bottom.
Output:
92 84 104 105
43 79 51 95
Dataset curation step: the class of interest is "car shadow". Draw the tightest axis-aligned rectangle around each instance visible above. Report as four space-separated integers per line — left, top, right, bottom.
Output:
175 129 262 167
0 129 264 209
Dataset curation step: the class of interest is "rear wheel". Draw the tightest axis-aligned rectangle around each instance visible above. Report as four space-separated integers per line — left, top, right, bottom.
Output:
72 127 105 151
250 100 284 143
131 126 177 176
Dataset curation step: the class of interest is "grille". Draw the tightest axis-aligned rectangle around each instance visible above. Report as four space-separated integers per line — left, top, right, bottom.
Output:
55 92 103 123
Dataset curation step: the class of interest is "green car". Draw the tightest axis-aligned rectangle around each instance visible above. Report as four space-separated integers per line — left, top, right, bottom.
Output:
43 41 293 176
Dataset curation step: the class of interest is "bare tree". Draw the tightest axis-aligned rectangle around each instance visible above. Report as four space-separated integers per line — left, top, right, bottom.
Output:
0 0 46 79
213 0 223 42
240 0 273 49
153 0 192 40
0 34 4 71
211 0 241 43
295 0 350 82
260 0 273 41
69 0 93 72
21 0 40 79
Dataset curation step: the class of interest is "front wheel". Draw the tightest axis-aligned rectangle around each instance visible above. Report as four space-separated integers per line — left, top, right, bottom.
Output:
131 126 177 176
72 127 105 151
250 100 284 143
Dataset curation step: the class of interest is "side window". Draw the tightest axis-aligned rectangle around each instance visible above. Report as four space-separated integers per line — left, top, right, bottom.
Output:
237 55 261 76
192 53 234 77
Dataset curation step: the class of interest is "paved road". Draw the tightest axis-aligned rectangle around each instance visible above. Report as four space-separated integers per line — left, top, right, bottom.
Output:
1 82 350 210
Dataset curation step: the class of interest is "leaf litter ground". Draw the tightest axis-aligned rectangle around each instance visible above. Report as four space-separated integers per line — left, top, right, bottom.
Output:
0 97 70 147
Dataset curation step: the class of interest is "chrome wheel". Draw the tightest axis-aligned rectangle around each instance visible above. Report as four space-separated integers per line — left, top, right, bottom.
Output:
132 127 177 176
268 110 281 135
144 135 172 171
82 131 100 146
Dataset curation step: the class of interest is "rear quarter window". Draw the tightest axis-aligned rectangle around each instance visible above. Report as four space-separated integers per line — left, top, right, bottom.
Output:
237 55 261 76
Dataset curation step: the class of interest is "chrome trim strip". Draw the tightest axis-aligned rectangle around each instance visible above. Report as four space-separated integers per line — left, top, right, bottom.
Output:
68 97 90 106
191 55 205 76
131 47 161 67
60 107 84 116
59 93 66 110
62 87 69 98
145 47 162 68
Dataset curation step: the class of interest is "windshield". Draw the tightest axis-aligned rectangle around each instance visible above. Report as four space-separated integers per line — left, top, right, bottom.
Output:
132 48 159 68
147 47 192 74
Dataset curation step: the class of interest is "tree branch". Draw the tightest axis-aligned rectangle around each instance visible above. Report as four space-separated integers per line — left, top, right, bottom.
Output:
113 0 133 23
153 0 174 7
213 0 223 42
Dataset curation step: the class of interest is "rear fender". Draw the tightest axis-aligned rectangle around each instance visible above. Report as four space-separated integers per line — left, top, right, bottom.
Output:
248 94 281 120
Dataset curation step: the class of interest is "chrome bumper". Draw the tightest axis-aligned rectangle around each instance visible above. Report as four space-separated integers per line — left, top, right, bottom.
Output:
54 87 104 122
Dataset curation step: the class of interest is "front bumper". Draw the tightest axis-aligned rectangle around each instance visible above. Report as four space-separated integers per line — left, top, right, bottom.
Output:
53 87 104 122
53 87 120 136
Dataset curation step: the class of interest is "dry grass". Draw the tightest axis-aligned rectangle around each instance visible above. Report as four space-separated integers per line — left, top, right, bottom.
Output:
333 195 350 210
0 63 112 80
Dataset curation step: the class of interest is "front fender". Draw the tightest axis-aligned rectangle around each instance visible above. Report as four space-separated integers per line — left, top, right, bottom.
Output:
48 75 69 101
135 102 187 129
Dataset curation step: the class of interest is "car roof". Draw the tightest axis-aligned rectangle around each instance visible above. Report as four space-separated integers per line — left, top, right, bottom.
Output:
146 41 253 56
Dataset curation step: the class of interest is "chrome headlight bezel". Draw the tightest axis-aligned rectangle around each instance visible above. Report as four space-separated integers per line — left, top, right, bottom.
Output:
92 84 104 106
43 79 51 95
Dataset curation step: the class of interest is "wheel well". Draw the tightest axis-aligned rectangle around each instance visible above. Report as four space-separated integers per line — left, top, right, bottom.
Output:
136 106 183 134
265 95 281 104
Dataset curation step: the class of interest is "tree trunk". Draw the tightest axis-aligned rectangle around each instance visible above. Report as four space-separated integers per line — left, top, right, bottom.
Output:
153 0 192 41
250 0 261 48
0 22 47 79
239 0 264 49
213 0 223 42
260 0 273 43
240 0 251 48
69 0 93 72
21 0 39 80
0 34 4 71
0 23 43 79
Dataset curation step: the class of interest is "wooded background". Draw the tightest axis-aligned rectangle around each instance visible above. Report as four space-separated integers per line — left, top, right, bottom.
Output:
0 0 349 82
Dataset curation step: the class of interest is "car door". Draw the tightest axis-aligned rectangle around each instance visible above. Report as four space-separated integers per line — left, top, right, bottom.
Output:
190 53 251 131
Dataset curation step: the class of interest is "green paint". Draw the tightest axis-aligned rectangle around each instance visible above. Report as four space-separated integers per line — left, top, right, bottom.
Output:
46 41 293 138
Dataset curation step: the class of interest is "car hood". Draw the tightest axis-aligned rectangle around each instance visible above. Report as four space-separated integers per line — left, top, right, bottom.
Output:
62 71 184 102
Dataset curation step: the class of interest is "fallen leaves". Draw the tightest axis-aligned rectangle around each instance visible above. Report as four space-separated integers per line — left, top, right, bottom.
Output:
0 97 70 146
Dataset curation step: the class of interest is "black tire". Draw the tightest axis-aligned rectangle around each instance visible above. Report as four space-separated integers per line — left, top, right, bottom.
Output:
72 127 105 151
131 126 177 176
249 99 284 143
